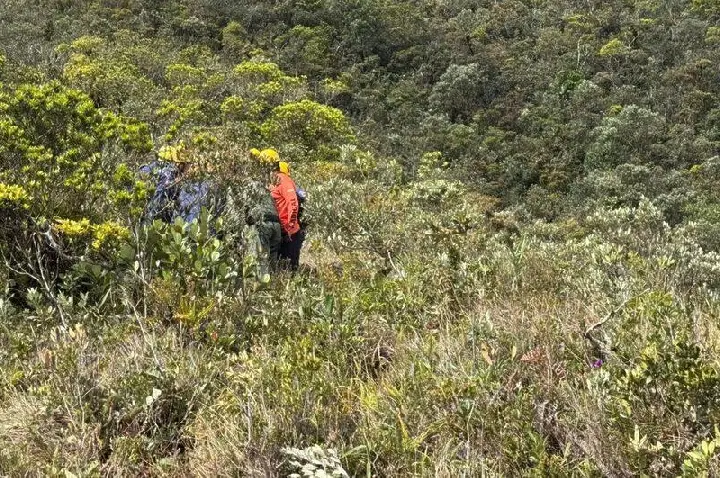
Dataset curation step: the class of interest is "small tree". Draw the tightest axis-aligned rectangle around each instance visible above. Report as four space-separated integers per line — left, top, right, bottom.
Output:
0 81 151 308
429 63 492 123
585 105 667 171
260 99 356 161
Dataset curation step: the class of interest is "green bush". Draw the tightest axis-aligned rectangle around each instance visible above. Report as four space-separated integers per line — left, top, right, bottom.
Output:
261 99 356 161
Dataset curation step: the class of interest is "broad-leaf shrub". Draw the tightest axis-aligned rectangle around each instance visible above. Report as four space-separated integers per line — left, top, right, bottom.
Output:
0 81 151 301
59 36 157 111
0 81 151 221
232 59 306 105
261 99 355 161
585 105 667 171
608 336 720 474
144 211 238 300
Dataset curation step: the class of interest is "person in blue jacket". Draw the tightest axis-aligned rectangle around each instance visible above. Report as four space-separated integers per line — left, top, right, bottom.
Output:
140 143 221 225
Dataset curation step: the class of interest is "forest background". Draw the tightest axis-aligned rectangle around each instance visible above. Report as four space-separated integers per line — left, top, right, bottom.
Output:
1 0 720 475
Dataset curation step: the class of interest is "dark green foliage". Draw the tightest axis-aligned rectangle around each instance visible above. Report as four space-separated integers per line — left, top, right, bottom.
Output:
1 0 720 475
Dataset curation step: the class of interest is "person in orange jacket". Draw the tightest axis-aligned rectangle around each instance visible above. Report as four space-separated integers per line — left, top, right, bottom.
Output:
270 160 305 270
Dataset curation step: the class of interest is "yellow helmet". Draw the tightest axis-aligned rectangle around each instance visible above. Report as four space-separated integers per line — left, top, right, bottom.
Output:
278 161 290 175
256 148 279 163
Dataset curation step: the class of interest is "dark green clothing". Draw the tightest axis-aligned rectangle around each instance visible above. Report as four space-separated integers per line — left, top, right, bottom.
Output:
246 185 281 268
255 220 282 264
226 182 282 280
246 197 280 227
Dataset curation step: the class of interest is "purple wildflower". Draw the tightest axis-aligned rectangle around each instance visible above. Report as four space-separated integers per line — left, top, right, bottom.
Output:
591 359 604 369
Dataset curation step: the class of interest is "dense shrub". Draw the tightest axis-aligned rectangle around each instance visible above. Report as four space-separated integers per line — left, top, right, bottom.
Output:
1 0 720 475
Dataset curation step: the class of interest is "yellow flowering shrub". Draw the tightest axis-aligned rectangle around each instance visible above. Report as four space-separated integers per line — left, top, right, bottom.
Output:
68 35 105 53
232 60 306 109
0 183 29 207
233 60 285 83
91 221 130 250
54 218 130 250
599 38 626 56
54 218 92 236
165 63 206 87
260 99 355 161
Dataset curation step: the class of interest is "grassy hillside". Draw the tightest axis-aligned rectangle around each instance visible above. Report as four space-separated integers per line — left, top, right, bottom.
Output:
1 0 720 475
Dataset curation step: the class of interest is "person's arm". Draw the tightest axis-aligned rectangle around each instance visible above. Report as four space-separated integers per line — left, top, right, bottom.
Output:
273 178 300 236
283 184 299 234
276 185 299 236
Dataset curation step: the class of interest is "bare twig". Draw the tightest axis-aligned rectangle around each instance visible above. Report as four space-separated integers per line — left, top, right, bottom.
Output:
584 290 650 359
583 297 633 339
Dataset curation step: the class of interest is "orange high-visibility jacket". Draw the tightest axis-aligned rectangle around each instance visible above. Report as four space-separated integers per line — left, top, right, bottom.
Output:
271 173 300 236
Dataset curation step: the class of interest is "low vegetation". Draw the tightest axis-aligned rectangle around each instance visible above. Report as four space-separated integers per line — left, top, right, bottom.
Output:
1 0 720 475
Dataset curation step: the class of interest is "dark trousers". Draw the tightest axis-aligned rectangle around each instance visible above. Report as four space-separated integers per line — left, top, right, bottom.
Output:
280 229 305 271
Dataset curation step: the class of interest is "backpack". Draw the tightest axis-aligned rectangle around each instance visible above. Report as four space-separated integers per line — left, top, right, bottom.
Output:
141 162 181 224
296 186 307 229
177 180 213 223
